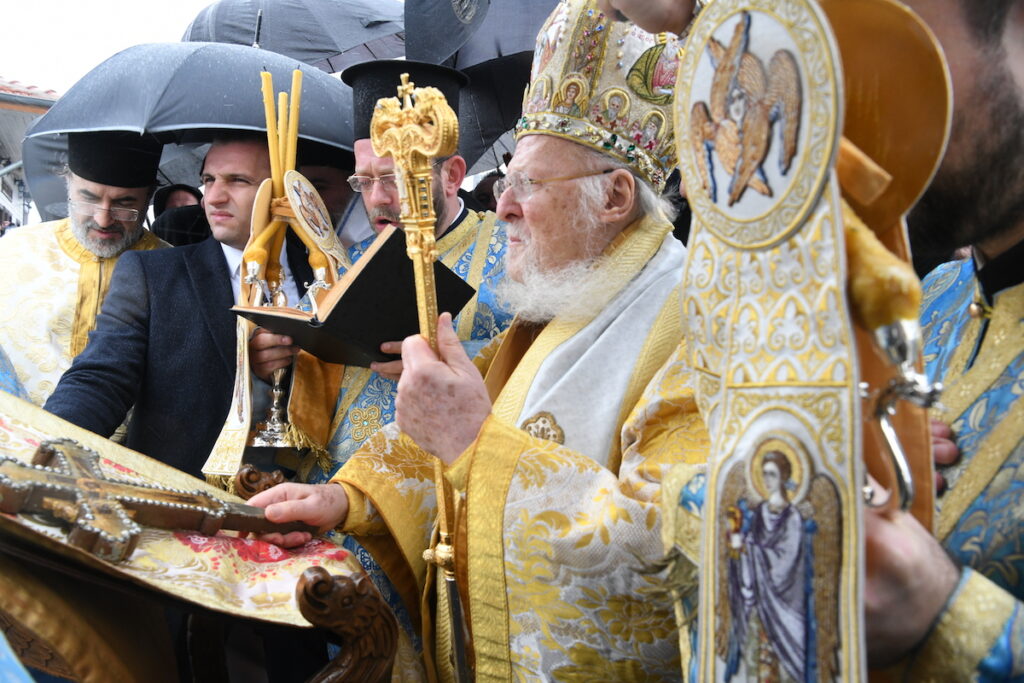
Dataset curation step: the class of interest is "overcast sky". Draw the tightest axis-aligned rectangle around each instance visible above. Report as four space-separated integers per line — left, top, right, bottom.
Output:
5 0 224 94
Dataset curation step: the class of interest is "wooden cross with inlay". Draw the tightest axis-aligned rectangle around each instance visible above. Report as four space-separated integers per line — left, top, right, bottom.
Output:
0 439 315 562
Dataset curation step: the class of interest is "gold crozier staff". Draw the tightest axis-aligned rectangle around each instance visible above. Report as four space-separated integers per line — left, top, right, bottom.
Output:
369 74 470 682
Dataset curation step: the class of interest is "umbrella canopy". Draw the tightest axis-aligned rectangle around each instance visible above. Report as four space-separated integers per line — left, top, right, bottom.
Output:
405 0 558 170
26 42 353 149
448 0 555 70
404 0 490 65
183 0 405 74
23 41 353 221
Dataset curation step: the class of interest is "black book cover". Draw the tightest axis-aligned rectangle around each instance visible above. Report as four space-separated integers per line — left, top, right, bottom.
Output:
234 227 476 366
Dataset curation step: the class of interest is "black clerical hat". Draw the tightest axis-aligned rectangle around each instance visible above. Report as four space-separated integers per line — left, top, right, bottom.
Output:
341 60 469 140
67 131 162 188
297 139 355 172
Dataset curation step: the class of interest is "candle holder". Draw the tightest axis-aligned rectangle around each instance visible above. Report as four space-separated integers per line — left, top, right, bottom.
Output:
249 364 297 448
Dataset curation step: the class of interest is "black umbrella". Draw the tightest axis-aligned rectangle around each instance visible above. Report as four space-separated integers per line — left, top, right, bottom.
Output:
24 41 353 220
183 0 405 74
405 0 558 170
404 0 490 65
27 42 352 148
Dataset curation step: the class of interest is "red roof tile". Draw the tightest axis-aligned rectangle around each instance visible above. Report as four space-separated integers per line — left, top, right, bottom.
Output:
0 77 60 101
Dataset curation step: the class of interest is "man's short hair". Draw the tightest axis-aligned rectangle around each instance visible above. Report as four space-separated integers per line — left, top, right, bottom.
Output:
200 131 269 175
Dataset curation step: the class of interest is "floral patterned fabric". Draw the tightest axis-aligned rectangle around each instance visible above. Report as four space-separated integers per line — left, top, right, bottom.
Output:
334 214 710 681
0 219 164 406
0 393 364 627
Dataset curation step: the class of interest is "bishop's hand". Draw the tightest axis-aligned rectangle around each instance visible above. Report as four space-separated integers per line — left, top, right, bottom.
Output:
397 312 491 465
248 482 349 548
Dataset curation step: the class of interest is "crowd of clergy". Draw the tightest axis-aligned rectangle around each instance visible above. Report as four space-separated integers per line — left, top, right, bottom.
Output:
0 0 1022 680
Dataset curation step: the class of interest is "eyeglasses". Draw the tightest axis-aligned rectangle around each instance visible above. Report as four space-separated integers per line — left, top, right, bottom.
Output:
347 174 398 193
493 168 615 202
347 159 446 193
67 201 140 222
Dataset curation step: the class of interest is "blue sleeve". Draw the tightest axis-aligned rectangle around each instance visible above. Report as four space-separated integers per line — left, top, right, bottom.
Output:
979 602 1024 682
0 344 26 399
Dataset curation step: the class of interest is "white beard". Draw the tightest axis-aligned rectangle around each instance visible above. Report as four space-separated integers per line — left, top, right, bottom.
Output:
496 253 632 324
497 177 634 324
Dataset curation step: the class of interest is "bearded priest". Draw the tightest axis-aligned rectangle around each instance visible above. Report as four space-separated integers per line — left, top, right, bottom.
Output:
0 131 166 406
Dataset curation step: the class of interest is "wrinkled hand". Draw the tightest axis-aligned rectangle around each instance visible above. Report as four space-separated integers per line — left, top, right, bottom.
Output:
396 312 491 465
249 328 300 382
931 419 960 494
370 341 404 381
248 482 349 548
864 506 960 666
595 0 696 35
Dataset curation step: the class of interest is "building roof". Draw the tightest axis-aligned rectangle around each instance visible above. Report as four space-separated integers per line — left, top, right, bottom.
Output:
0 77 60 106
0 76 58 170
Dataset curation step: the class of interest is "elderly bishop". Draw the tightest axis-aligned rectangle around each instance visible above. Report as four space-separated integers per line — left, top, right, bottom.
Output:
251 2 708 680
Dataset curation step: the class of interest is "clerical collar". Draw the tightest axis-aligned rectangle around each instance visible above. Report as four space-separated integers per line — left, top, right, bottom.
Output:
438 198 467 240
975 237 1024 302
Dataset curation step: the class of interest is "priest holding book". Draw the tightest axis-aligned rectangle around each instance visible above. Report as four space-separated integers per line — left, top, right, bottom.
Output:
250 60 513 485
247 62 513 653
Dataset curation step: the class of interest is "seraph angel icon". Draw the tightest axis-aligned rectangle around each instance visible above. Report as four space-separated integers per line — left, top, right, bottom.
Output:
690 12 802 206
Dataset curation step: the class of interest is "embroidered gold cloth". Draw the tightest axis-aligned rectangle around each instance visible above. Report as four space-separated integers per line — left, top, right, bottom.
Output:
0 219 164 406
0 391 363 626
333 214 707 680
888 263 1024 678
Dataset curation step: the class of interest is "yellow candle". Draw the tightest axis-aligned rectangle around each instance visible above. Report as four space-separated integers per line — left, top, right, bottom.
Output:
285 70 303 173
276 91 288 195
266 219 286 292
261 72 282 198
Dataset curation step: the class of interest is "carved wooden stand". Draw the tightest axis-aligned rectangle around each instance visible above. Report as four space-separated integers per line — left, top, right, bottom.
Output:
296 567 398 682
233 463 286 500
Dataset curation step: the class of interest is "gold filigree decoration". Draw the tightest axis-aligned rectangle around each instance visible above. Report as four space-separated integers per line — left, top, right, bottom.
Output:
521 411 566 444
370 74 459 353
350 405 383 442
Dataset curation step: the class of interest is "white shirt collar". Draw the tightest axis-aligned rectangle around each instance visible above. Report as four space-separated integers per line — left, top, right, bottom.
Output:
220 240 299 307
220 242 245 279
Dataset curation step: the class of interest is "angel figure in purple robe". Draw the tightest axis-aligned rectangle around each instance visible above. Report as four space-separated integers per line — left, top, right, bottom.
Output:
726 450 809 682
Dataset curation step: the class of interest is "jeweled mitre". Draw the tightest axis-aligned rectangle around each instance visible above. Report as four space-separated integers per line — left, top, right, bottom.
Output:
516 0 682 191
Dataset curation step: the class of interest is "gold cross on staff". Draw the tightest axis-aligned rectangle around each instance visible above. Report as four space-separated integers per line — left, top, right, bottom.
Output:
396 74 416 102
369 74 460 352
0 439 315 563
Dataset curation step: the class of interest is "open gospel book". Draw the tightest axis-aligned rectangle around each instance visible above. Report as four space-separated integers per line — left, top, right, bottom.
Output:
233 225 476 366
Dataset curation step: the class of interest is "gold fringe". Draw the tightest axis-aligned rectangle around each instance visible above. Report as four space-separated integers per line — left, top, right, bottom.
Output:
285 423 332 475
203 473 236 495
